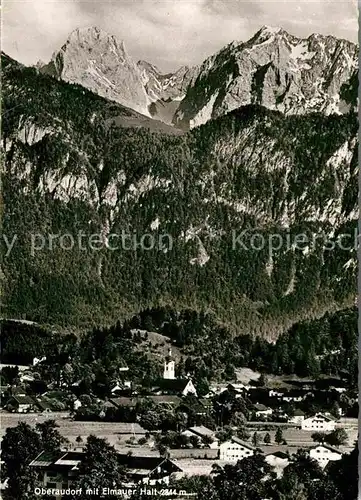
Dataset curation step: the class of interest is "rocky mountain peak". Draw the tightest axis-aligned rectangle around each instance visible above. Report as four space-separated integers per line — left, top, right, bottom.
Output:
173 26 358 129
68 26 123 44
40 25 357 130
254 25 285 39
62 26 127 58
41 26 149 115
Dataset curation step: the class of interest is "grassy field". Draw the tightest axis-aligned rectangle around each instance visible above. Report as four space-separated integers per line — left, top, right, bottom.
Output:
1 411 356 452
246 425 357 449
0 412 147 448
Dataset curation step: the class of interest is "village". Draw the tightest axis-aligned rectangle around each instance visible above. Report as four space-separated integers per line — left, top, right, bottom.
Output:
0 343 358 497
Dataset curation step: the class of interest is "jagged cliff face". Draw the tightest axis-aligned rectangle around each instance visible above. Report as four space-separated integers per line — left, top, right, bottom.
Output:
137 61 199 124
173 26 358 129
41 26 201 123
2 54 358 336
40 25 358 130
138 61 197 102
42 27 150 116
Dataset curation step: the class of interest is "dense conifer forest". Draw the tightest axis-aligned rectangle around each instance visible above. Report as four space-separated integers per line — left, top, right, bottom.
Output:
1 306 357 390
2 53 358 339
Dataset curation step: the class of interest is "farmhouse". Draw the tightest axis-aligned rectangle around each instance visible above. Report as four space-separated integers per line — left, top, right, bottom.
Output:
8 386 27 396
287 409 305 425
20 371 35 383
219 437 256 462
29 450 83 498
309 444 343 467
110 382 132 396
301 413 336 432
182 426 218 448
199 398 213 411
36 398 56 413
29 449 182 495
265 450 290 477
117 455 182 485
6 395 36 413
253 403 272 418
33 356 46 366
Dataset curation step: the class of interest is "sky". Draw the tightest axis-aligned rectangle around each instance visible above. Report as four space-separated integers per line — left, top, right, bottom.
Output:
2 0 358 72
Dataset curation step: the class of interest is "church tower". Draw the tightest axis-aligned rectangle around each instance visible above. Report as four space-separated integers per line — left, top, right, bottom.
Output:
163 348 175 380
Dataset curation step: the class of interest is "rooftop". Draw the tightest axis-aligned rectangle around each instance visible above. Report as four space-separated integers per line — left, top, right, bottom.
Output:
9 395 35 405
153 378 193 392
30 450 182 474
188 426 215 439
229 437 256 450
311 444 343 454
253 403 270 411
109 397 137 408
144 395 181 405
293 409 305 416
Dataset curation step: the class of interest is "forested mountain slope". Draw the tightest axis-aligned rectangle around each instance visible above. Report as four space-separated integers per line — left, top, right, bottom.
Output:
2 53 357 338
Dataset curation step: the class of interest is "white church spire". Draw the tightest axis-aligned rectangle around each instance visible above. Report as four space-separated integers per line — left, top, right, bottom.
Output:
163 347 175 380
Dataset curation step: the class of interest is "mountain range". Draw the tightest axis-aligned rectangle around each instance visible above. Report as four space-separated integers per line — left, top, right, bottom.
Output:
2 27 358 338
39 25 358 130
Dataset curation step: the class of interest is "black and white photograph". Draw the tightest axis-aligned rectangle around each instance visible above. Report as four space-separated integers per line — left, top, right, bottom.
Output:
1 0 359 498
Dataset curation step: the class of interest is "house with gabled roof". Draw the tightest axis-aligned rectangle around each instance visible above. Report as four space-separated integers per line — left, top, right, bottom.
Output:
110 382 132 396
253 403 272 418
8 386 27 396
301 413 336 432
219 437 256 461
264 449 290 477
35 398 55 413
169 448 219 460
6 394 36 412
29 448 182 491
227 383 250 397
182 425 218 448
309 444 343 467
199 398 213 411
117 455 182 485
287 409 305 425
269 389 284 398
29 450 82 494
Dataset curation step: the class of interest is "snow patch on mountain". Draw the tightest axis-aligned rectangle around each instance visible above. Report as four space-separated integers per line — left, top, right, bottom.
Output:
190 91 219 129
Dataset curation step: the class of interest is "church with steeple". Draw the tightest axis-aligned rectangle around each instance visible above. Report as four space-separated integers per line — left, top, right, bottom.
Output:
158 347 197 396
163 348 175 380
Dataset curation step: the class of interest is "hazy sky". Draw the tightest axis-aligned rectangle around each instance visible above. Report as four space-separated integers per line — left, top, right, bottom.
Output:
3 0 358 72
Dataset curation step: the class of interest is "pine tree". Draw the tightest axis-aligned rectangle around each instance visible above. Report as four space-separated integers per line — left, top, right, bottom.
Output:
275 427 283 445
264 432 271 445
252 431 260 447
